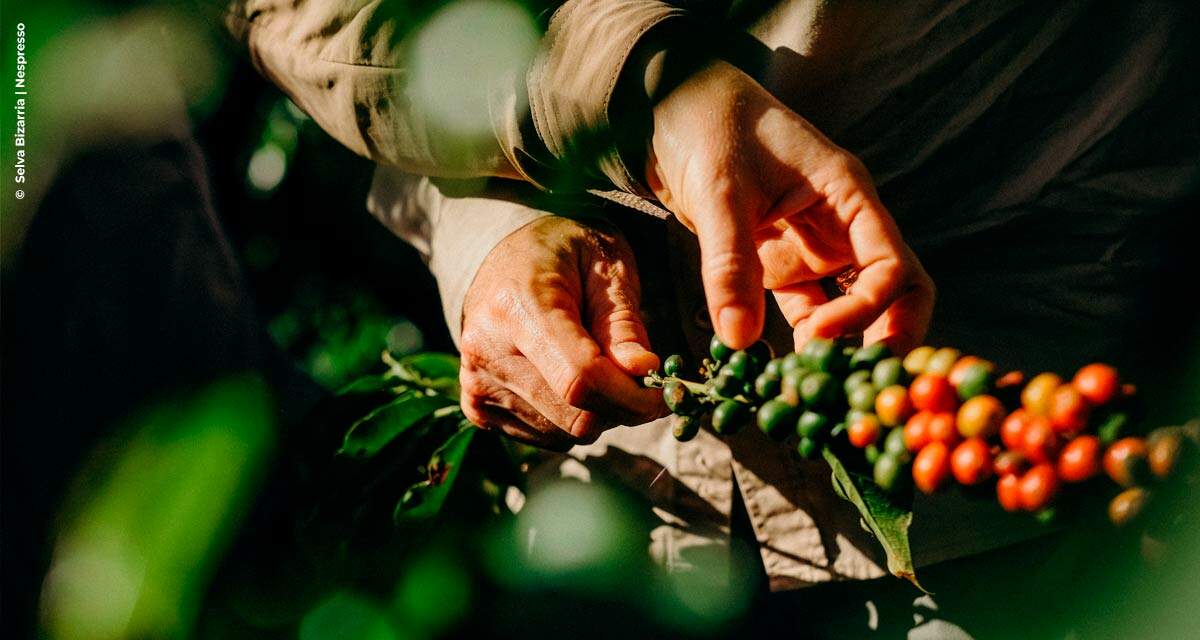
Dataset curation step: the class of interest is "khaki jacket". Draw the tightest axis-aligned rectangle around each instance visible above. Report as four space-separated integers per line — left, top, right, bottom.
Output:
230 0 1199 589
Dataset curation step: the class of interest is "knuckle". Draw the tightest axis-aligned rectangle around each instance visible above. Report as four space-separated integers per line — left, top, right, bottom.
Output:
553 358 605 409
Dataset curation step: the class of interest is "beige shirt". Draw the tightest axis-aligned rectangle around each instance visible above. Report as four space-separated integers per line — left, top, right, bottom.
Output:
232 0 1199 589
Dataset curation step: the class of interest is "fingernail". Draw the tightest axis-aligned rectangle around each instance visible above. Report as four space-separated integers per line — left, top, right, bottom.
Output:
612 342 659 375
718 305 755 349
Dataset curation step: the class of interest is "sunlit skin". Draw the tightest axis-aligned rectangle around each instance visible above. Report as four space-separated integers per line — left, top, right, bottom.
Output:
461 61 934 444
647 61 934 352
459 217 665 450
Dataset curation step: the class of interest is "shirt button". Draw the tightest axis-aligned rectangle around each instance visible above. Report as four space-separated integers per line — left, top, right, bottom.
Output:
693 305 712 330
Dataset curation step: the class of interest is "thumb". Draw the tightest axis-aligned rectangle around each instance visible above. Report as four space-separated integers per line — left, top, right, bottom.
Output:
691 202 765 350
585 243 660 377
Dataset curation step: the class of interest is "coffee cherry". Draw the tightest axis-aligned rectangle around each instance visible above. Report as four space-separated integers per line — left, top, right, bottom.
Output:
904 411 934 453
1147 427 1190 479
997 474 1022 512
1018 464 1059 511
709 335 733 363
1001 409 1031 451
1057 435 1101 482
872 357 906 389
1048 385 1090 435
726 350 755 381
953 360 995 400
712 400 749 435
797 436 819 460
1108 487 1149 527
663 380 699 416
849 414 883 448
850 342 892 372
910 374 957 413
800 371 838 409
758 399 798 441
951 438 993 485
875 385 914 427
847 382 878 412
927 412 960 447
712 373 742 398
1073 363 1119 406
1104 437 1150 488
754 372 781 399
1022 373 1062 416
957 395 1005 440
993 450 1028 478
1021 416 1060 464
672 414 701 442
796 411 829 440
844 370 872 396
874 452 906 493
925 348 961 376
913 442 952 494
663 354 684 377
902 346 936 376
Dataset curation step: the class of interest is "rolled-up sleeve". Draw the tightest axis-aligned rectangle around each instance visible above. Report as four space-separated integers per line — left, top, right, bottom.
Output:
366 168 551 344
223 0 689 195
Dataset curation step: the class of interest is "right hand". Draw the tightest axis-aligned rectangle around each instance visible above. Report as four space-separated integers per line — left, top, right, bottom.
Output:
458 217 666 451
646 61 934 353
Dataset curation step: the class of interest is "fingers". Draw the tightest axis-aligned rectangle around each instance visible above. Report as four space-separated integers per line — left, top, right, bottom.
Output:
510 305 664 434
459 351 600 449
583 239 660 377
690 193 766 350
863 270 935 354
771 282 829 349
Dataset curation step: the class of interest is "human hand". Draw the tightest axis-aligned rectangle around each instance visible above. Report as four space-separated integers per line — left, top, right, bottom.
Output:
646 60 934 353
458 217 666 450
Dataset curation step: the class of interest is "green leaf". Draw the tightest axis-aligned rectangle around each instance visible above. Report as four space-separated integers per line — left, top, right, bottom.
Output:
822 447 924 590
339 393 455 458
336 374 403 396
394 425 476 524
384 352 461 399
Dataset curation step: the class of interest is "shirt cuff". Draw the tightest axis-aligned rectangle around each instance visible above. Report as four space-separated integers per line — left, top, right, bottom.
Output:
367 168 551 345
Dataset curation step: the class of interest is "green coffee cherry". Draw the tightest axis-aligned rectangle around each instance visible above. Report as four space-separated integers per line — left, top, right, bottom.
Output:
709 335 733 363
781 352 807 374
663 354 684 377
797 411 829 439
672 414 701 442
758 399 798 441
955 362 994 400
764 357 784 378
797 437 819 459
872 357 905 389
864 443 882 465
883 427 909 460
754 372 781 399
712 373 742 398
850 342 892 372
746 340 775 370
874 452 905 493
802 338 838 372
800 371 838 409
663 380 699 416
712 400 749 435
847 383 878 412
780 368 807 406
844 370 872 396
725 350 754 380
